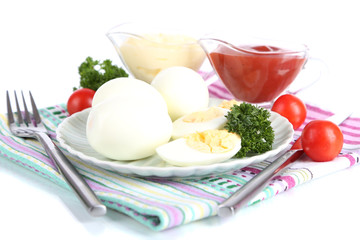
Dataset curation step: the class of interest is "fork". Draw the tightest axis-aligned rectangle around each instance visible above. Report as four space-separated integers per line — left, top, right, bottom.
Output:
6 90 107 217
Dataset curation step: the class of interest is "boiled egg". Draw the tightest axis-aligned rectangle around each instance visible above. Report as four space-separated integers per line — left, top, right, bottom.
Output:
172 107 228 139
151 66 209 121
156 129 241 166
92 77 168 112
87 96 172 160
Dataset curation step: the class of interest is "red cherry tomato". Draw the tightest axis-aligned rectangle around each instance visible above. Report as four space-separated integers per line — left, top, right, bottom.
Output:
67 88 96 115
301 120 344 162
271 94 307 130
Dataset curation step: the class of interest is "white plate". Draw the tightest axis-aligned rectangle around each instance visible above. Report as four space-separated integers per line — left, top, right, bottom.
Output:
56 104 294 178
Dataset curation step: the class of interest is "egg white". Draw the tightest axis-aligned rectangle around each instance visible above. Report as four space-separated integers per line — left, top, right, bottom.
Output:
87 96 172 160
156 136 241 166
151 66 209 121
92 77 168 113
171 107 229 139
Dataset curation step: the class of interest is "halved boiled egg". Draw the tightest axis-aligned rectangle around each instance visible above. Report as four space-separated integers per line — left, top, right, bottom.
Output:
218 99 242 110
172 107 228 139
156 129 241 166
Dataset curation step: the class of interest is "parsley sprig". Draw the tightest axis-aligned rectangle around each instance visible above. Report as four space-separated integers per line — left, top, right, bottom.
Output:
74 57 128 91
225 102 275 158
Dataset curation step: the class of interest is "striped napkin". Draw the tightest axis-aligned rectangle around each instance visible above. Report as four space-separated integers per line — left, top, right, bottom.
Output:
0 79 359 231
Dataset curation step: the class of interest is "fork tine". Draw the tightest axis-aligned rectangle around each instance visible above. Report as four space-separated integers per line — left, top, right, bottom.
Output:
14 91 24 125
21 91 32 125
6 91 15 124
29 91 42 124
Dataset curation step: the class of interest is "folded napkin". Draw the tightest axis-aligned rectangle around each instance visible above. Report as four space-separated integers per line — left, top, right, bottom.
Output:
0 79 359 231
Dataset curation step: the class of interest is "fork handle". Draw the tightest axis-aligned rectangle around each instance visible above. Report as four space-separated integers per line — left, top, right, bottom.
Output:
35 132 107 217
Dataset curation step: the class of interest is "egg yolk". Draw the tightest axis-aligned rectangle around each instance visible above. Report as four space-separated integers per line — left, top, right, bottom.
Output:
185 129 240 153
218 99 241 109
182 107 224 123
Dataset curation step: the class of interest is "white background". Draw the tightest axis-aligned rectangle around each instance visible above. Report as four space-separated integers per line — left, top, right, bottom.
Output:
1 0 360 239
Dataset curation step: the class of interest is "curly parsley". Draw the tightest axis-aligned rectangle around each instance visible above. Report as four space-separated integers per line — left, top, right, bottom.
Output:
74 57 128 91
224 102 275 158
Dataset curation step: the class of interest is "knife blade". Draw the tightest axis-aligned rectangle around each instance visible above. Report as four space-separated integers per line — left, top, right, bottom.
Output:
217 111 352 217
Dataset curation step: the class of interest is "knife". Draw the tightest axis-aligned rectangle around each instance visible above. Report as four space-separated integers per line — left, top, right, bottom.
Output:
217 111 352 217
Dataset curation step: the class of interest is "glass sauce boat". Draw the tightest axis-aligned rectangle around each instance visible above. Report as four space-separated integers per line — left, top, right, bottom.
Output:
106 22 206 84
198 35 309 103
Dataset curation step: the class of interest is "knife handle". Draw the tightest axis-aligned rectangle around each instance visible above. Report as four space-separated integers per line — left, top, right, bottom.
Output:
217 149 303 217
217 111 352 217
291 138 302 150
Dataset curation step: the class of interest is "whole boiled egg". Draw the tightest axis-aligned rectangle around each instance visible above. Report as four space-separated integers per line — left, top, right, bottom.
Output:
87 96 172 160
172 107 228 139
151 66 209 121
156 129 241 166
86 77 172 160
92 77 167 112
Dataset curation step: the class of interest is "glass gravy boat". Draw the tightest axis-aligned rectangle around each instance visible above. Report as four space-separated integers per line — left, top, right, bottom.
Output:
106 22 206 84
199 35 309 103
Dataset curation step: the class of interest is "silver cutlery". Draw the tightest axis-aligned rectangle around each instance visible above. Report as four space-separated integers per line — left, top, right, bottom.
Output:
6 90 106 217
218 111 353 217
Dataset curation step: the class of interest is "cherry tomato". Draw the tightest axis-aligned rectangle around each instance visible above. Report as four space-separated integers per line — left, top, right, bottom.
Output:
301 120 344 162
271 94 307 130
67 88 96 115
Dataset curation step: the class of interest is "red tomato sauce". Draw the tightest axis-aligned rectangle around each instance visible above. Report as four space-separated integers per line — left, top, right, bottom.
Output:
209 45 306 103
